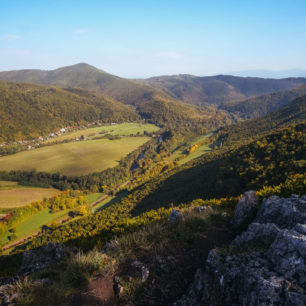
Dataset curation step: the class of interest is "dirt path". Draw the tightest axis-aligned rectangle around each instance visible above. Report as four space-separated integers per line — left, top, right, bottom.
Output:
89 179 132 209
90 194 109 208
2 230 41 251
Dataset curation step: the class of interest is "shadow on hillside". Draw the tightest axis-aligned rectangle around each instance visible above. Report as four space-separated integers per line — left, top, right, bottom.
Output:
130 153 242 216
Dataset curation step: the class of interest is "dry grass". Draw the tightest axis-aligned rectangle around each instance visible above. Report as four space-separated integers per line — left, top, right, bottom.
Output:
0 137 149 176
0 185 60 208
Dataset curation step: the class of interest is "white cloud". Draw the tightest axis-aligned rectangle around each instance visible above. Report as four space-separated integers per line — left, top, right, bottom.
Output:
73 29 89 35
155 51 183 59
0 34 22 40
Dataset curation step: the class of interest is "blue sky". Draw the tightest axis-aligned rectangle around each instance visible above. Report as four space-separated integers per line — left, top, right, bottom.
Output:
0 0 306 77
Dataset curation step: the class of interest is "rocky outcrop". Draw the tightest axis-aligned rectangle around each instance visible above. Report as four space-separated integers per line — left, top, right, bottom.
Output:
175 194 306 305
18 242 71 276
169 209 183 224
231 190 258 229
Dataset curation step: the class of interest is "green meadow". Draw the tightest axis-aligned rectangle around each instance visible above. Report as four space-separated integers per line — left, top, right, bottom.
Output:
0 136 150 176
0 123 159 176
43 123 160 144
169 132 215 165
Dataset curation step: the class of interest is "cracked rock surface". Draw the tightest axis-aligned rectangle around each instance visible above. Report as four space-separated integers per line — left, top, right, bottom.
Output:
175 194 306 306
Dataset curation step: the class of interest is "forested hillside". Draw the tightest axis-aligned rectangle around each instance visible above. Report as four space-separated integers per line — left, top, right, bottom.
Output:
221 85 306 118
130 121 306 212
219 95 306 146
0 63 180 106
0 66 234 141
0 81 139 142
12 121 305 252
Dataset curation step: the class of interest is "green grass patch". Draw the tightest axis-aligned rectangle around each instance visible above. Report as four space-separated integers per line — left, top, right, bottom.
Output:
169 132 215 165
92 196 115 212
44 123 159 144
0 136 150 176
85 193 103 204
0 209 68 246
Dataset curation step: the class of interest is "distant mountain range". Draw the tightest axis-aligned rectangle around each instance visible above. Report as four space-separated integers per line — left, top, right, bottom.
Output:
229 69 306 79
140 74 306 105
0 63 306 141
1 64 306 107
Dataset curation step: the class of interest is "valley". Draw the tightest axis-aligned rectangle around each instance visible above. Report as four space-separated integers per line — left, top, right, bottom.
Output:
0 63 305 306
0 123 159 176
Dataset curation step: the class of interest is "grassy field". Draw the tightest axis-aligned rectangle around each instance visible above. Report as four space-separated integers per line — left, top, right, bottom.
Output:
85 193 103 204
0 191 123 248
0 208 68 246
44 123 160 144
0 181 60 209
169 133 215 165
1 192 103 247
0 181 19 190
0 136 150 176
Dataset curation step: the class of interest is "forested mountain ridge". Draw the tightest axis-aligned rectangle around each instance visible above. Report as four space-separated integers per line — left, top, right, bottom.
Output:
0 63 177 106
221 85 306 118
219 94 306 146
0 64 234 133
129 120 306 213
2 63 306 109
141 74 306 106
0 80 139 142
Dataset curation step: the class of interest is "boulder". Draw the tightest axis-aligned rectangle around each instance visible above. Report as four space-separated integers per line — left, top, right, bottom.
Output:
169 209 183 224
255 195 306 228
232 222 280 248
267 229 306 284
103 240 119 253
231 190 258 229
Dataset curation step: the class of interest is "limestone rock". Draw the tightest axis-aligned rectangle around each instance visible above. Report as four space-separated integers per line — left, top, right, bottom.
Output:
18 242 69 276
267 229 306 284
255 195 306 228
103 240 119 253
169 209 183 224
232 222 280 248
175 194 306 305
231 190 258 229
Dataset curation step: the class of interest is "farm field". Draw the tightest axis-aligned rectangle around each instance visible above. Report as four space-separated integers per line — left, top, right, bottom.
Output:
44 123 160 144
0 181 60 209
0 191 122 249
0 136 150 176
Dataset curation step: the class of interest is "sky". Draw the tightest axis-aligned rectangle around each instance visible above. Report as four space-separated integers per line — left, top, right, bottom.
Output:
0 0 306 78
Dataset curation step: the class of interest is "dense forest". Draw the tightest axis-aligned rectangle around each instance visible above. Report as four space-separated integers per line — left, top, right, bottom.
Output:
221 85 306 118
0 81 139 142
129 122 306 212
218 95 306 146
0 80 233 142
